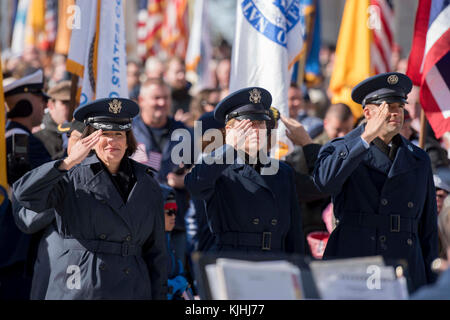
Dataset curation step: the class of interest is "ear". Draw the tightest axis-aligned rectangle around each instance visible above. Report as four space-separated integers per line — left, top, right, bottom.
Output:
363 106 372 120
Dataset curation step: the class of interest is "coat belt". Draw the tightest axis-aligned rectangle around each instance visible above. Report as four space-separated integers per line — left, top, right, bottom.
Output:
63 238 142 257
341 213 418 234
218 231 282 251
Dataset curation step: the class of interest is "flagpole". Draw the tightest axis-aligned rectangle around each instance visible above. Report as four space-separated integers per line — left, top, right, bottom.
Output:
69 73 78 120
419 109 427 149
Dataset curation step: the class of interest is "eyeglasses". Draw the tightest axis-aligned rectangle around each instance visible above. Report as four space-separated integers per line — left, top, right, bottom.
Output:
165 209 177 216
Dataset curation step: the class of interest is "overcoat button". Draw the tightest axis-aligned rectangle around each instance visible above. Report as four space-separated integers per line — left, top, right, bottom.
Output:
339 151 347 157
379 235 386 242
252 218 259 225
408 202 414 208
125 235 131 242
407 239 413 246
271 219 278 226
124 268 130 275
381 199 388 206
99 264 106 271
99 234 106 240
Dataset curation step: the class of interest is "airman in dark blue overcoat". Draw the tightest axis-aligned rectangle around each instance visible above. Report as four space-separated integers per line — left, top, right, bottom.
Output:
185 87 304 255
313 73 438 291
13 98 167 299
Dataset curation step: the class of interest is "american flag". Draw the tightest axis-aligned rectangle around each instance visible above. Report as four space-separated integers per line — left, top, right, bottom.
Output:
43 0 58 51
131 143 162 171
137 0 165 61
369 0 394 73
407 0 450 139
160 0 189 58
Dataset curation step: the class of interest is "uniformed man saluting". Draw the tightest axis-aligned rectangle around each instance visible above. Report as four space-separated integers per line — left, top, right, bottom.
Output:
313 72 438 292
185 87 304 255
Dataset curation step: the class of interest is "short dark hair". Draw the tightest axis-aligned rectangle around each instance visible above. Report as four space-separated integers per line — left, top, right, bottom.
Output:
325 103 353 122
82 126 138 157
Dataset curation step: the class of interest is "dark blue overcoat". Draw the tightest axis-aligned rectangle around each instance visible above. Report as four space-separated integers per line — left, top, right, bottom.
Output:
13 154 167 299
185 145 304 254
313 125 438 291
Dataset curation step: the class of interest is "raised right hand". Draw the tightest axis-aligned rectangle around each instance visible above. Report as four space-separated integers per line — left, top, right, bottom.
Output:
361 102 390 143
225 119 253 151
59 129 102 171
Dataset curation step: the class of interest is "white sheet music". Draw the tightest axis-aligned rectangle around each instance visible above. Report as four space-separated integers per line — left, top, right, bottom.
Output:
310 256 409 300
206 259 303 300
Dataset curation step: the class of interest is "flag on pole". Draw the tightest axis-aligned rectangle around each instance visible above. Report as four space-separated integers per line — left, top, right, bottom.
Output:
329 0 394 121
137 0 165 61
124 0 138 60
230 0 304 158
25 0 46 49
185 0 214 91
406 0 450 139
11 0 30 55
67 0 129 107
304 0 322 86
0 62 7 190
160 0 189 58
0 1 14 50
291 0 321 87
54 0 75 55
42 0 58 51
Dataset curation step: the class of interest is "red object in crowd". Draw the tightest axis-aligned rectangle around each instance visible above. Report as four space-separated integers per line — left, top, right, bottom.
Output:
307 231 330 259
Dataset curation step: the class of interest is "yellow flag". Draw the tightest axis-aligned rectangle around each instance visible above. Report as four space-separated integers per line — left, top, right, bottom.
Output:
0 63 7 190
25 0 46 47
55 0 75 55
329 0 373 121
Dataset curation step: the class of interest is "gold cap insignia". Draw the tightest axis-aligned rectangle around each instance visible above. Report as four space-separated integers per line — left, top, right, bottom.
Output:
387 75 398 85
108 99 122 114
249 88 262 103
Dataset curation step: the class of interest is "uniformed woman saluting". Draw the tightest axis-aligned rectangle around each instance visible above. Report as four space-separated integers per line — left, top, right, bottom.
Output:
185 87 304 255
13 98 167 300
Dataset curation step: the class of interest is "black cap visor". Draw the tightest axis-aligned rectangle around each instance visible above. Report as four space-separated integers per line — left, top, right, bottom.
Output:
225 110 271 123
364 95 407 107
86 117 132 131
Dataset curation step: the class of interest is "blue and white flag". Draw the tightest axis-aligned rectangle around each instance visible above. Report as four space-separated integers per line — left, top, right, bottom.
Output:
11 0 30 55
67 0 128 107
229 0 304 158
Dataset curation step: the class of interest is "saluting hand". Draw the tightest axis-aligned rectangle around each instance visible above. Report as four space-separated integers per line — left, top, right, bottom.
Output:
59 130 103 171
280 115 313 147
225 119 253 151
361 101 390 143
